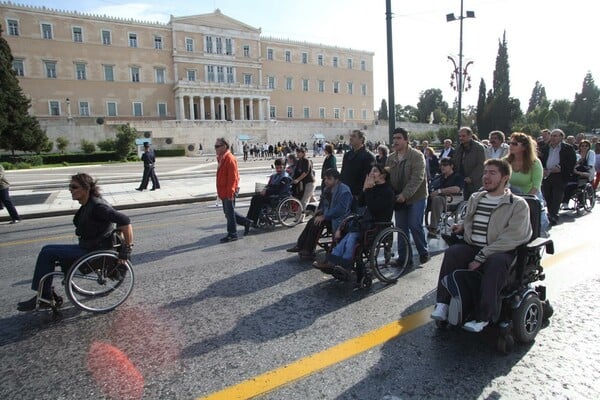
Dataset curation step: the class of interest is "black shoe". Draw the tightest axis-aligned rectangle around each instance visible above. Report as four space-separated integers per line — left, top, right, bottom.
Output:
220 235 238 243
150 188 156 191
17 295 50 312
419 253 431 264
331 265 351 281
135 188 144 191
244 221 251 235
286 246 301 253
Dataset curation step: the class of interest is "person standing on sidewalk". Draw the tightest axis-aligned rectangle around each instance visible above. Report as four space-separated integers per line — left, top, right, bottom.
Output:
136 143 160 191
215 137 251 243
0 164 21 224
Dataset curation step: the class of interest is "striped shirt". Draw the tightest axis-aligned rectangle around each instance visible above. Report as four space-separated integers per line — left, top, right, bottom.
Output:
470 194 502 246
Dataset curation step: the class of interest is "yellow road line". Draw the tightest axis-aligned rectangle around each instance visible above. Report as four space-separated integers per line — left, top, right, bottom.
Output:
199 307 433 400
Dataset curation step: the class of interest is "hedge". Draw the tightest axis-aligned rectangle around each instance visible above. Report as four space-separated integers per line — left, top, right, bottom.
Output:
0 152 119 164
154 148 185 157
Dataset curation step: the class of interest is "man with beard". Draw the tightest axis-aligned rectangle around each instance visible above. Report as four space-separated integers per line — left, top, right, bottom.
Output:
453 127 485 200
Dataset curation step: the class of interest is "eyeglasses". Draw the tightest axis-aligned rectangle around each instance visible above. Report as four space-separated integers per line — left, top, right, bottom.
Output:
69 184 81 190
214 144 224 149
509 141 520 146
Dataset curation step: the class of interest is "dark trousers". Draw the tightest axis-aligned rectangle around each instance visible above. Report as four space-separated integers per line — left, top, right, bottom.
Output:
222 198 249 237
296 217 329 254
139 166 160 189
0 188 20 221
246 194 271 223
436 243 514 322
31 244 88 297
542 173 566 221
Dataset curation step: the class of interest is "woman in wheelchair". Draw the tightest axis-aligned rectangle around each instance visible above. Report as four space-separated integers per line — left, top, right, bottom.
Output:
430 159 532 332
562 139 596 207
245 158 291 229
17 173 133 312
312 163 395 281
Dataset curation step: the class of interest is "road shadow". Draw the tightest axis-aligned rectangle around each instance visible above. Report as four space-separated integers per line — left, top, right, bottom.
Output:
133 233 230 264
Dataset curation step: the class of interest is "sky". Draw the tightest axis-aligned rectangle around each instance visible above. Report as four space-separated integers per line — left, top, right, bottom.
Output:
9 0 599 112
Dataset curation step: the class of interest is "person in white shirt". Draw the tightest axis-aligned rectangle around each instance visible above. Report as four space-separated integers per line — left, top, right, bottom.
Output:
484 130 509 160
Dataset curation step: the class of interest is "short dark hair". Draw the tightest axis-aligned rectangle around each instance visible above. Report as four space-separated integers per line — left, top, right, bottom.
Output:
323 168 340 180
439 157 455 168
274 158 285 166
484 158 511 178
392 127 409 141
351 130 366 144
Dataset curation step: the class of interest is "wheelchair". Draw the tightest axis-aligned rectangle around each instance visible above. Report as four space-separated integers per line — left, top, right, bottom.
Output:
256 194 303 228
36 230 135 316
326 215 411 289
438 195 468 239
438 195 554 353
563 178 595 214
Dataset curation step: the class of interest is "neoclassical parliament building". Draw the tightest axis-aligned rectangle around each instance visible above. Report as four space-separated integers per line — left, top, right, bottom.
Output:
1 2 377 151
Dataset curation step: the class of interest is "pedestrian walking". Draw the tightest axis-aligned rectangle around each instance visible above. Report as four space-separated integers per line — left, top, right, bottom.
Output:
136 143 160 191
0 164 21 224
215 138 251 243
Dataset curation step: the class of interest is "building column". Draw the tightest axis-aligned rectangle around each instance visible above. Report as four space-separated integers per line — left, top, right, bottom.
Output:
229 97 235 121
220 97 225 120
249 98 254 121
240 98 245 120
188 95 195 120
258 98 264 121
267 99 271 120
200 95 205 120
178 96 185 120
210 96 215 120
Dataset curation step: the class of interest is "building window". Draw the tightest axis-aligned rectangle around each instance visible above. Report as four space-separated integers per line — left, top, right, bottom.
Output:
103 65 114 81
268 76 275 89
361 60 366 71
41 23 53 39
107 102 117 117
72 27 83 42
333 81 340 94
347 58 353 69
332 56 338 68
242 45 250 57
79 101 90 116
207 66 215 82
302 79 309 92
317 54 324 66
131 67 140 82
186 38 194 52
155 67 165 84
285 77 293 91
7 19 19 36
302 52 308 64
267 48 273 60
334 108 340 119
205 36 213 53
319 107 325 119
270 106 276 119
225 38 232 55
216 37 223 54
12 59 24 76
361 83 367 96
347 82 353 95
348 109 354 120
102 30 111 45
154 35 163 49
44 61 57 78
243 73 252 85
362 109 368 120
133 102 143 117
287 106 293 118
318 80 325 93
187 70 196 81
75 63 86 80
158 103 167 117
303 107 310 118
217 66 225 83
129 33 137 48
226 67 234 83
285 50 291 62
49 100 60 116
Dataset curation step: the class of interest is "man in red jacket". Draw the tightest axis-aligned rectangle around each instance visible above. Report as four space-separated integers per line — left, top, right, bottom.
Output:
215 138 251 243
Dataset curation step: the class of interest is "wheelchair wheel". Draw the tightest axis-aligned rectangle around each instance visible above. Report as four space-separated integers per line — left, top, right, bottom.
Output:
583 184 595 212
66 250 134 313
277 197 303 227
512 294 543 343
370 227 410 283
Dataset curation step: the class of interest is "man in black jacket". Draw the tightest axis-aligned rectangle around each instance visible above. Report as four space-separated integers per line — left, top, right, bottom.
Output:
540 129 576 225
340 130 375 208
136 143 160 191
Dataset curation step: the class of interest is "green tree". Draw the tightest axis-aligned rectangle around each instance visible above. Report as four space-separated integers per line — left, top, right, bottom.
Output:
80 139 96 154
416 88 448 123
551 99 571 124
476 78 491 135
568 72 600 130
114 124 138 160
0 25 49 154
97 138 116 152
378 99 388 120
527 81 549 114
56 136 69 153
395 104 419 122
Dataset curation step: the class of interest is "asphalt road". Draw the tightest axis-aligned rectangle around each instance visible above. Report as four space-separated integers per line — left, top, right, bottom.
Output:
1 199 599 399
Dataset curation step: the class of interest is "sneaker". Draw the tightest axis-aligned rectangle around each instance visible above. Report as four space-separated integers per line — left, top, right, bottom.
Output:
286 246 301 253
9 219 21 224
312 260 334 272
430 303 449 321
462 320 489 333
219 235 238 243
17 295 50 312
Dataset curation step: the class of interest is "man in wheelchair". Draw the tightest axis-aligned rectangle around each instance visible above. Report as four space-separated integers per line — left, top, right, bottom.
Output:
313 163 395 281
17 173 133 312
245 158 292 230
430 159 532 332
426 157 464 237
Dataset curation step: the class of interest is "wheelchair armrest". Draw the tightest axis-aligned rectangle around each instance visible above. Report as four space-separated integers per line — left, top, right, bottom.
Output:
526 237 554 254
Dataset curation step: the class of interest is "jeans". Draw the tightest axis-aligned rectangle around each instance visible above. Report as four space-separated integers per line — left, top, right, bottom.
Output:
329 232 360 268
394 198 428 261
0 188 20 221
31 244 88 297
221 198 248 237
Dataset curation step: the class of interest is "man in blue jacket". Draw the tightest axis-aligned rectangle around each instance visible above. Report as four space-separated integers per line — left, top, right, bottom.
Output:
246 158 291 228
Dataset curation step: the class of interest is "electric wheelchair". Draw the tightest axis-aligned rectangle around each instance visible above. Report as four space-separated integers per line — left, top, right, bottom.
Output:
563 178 595 214
36 230 134 317
438 194 554 353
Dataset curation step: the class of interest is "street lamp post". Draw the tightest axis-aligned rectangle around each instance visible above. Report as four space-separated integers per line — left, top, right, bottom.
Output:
446 1 475 131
